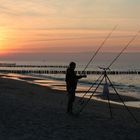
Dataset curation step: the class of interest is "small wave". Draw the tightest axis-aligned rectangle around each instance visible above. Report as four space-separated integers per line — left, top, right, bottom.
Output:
29 73 140 99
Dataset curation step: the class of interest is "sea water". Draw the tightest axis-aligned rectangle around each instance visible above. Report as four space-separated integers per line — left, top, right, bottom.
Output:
0 52 140 99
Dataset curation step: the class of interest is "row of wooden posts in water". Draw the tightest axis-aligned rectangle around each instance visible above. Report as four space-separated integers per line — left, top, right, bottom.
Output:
0 64 139 74
0 69 139 75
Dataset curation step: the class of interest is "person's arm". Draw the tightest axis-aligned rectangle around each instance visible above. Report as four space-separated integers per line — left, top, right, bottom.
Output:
76 75 87 80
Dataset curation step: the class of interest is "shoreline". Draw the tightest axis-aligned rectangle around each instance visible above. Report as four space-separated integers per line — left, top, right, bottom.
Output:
0 73 140 139
2 73 140 109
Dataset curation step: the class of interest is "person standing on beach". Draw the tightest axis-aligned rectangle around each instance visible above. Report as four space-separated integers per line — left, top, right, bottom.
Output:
65 62 87 114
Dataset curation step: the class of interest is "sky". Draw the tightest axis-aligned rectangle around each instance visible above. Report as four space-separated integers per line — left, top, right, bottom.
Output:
0 0 140 58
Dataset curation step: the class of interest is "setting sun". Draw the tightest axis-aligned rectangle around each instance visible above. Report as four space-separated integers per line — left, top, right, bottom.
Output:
0 28 6 43
0 27 20 54
0 32 5 51
0 37 4 41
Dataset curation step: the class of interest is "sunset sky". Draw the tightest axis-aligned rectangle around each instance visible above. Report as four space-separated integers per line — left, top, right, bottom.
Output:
0 0 140 57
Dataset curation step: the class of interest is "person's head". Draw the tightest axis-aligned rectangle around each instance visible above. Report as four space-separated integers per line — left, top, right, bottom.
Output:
69 62 76 70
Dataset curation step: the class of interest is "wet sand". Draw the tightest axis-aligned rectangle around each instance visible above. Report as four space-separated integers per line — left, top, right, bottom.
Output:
0 74 140 140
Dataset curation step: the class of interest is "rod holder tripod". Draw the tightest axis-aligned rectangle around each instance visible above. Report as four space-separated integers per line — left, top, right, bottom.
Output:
101 68 113 119
77 67 138 123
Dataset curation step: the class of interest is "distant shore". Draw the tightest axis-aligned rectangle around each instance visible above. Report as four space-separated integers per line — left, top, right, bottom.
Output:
0 73 140 140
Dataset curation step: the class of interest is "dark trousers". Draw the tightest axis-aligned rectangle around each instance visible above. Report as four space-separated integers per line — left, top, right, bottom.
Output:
67 91 75 113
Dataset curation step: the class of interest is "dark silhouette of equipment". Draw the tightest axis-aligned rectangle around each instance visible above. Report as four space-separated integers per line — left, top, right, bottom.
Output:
77 67 138 122
76 30 140 123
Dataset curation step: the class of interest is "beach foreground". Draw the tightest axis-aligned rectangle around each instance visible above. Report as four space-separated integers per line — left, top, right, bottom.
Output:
0 74 140 140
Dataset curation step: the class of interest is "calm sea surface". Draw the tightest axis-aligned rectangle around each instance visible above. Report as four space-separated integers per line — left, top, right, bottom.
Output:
0 53 140 99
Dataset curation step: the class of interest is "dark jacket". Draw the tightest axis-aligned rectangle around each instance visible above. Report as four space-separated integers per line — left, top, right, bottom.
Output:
66 68 83 92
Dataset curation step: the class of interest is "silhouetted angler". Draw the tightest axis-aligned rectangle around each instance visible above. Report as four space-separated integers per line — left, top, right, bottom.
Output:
65 62 86 114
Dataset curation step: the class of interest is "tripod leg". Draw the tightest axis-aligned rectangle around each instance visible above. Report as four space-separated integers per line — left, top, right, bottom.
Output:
106 75 138 123
78 74 103 104
76 74 105 115
104 77 113 119
106 87 113 119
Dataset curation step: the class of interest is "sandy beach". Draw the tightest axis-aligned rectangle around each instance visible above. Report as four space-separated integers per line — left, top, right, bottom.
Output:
0 73 140 140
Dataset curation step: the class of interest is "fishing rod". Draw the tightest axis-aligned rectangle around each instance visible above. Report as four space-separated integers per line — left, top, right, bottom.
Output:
77 73 105 114
107 30 140 69
76 30 140 116
78 74 103 104
82 25 118 73
78 25 117 102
